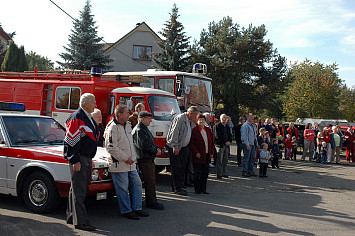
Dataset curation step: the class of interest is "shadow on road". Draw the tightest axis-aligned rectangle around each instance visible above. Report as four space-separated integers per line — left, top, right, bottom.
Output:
1 145 355 235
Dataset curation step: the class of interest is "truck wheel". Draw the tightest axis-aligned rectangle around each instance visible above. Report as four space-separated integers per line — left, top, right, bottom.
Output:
22 172 60 213
155 165 166 174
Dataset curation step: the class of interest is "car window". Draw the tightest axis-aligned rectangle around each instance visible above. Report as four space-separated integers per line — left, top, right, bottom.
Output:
0 129 4 145
3 116 65 146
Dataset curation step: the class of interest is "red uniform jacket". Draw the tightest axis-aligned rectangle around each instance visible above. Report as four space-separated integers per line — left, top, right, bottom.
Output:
190 126 214 163
287 127 298 139
344 130 355 146
322 132 331 143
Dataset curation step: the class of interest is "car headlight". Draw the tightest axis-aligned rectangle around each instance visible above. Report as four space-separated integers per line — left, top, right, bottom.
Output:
92 169 99 181
102 168 109 180
162 146 169 154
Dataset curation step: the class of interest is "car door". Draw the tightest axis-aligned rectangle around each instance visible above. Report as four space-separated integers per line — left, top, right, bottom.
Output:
0 127 8 188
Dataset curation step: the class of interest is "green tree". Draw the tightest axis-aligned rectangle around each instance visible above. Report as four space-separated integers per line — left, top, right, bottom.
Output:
153 3 190 71
26 51 54 71
58 0 112 70
17 46 28 72
189 17 287 121
1 40 19 72
0 40 5 67
283 59 342 120
339 85 355 122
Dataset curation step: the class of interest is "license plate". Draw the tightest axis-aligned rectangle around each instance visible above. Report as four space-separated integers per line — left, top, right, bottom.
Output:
96 192 107 200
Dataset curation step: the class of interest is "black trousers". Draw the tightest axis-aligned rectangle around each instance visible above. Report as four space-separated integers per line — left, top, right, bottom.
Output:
168 146 190 192
138 162 157 206
292 148 297 160
66 155 92 226
259 163 268 176
193 162 209 193
271 157 279 167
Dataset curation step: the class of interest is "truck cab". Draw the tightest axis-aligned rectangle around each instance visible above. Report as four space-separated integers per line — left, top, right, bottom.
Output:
109 87 181 170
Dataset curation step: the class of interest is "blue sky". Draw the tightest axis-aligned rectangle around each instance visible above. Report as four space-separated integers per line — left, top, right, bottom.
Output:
1 0 354 87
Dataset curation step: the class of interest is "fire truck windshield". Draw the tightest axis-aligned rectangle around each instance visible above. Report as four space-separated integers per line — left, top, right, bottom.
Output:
184 76 213 112
147 95 181 121
2 116 65 147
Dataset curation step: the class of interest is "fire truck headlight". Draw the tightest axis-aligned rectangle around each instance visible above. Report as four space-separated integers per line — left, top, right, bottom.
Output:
92 169 99 181
102 168 109 180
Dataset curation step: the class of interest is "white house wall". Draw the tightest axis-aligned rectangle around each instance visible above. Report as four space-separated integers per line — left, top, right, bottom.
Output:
107 31 161 72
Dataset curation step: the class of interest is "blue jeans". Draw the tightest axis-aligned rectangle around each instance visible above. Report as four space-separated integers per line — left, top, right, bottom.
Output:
242 144 256 173
111 170 142 214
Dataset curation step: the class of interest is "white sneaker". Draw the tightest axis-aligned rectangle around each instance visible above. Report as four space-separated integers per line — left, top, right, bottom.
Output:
209 163 214 168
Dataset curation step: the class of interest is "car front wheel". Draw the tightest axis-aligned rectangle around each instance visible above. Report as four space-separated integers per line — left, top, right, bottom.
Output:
22 172 60 213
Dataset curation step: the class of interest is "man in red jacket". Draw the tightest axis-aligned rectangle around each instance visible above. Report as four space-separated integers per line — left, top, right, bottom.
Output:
344 126 355 162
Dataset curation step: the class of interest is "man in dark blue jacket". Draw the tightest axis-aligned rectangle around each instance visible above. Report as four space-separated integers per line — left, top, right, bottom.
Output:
132 111 164 210
64 93 99 232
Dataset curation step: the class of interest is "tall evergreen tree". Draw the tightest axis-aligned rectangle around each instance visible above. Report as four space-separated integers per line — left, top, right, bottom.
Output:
0 40 6 67
58 0 112 70
17 46 28 72
153 4 190 71
1 40 19 72
189 17 287 121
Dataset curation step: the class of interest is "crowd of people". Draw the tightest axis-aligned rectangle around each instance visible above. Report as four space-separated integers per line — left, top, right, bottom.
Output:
63 93 355 231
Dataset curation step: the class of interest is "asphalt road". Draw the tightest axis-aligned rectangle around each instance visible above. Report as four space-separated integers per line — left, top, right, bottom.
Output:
1 144 355 236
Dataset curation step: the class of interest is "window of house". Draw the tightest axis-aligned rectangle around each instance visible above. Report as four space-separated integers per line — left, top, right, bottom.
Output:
133 45 152 60
55 87 81 110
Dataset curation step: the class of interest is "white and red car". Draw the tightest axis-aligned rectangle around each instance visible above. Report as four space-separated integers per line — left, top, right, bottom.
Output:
0 102 113 213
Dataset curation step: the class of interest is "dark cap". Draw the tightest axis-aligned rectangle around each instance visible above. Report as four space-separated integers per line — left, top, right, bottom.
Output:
139 111 153 119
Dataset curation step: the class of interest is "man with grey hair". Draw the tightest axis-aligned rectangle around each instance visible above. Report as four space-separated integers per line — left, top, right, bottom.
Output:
241 113 257 177
203 112 212 128
166 106 199 195
64 93 99 231
214 113 232 179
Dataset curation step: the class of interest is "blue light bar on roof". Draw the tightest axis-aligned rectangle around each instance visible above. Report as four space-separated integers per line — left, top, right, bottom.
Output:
0 102 26 112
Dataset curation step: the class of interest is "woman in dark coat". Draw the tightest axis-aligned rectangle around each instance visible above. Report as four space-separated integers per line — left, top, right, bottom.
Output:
190 114 214 194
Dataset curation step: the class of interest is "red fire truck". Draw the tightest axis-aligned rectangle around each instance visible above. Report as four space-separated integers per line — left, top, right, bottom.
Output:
104 66 214 113
0 70 182 171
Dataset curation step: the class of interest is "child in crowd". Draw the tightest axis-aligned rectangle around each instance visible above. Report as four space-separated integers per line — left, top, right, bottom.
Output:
320 141 328 164
316 132 323 163
259 143 271 177
291 136 298 161
264 131 271 150
277 135 284 159
284 134 292 160
271 139 281 168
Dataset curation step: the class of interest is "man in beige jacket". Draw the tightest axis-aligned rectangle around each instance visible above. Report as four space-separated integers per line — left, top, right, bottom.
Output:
104 104 149 220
